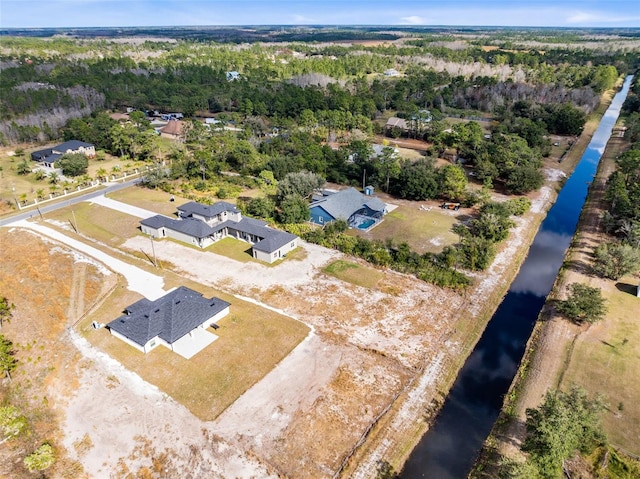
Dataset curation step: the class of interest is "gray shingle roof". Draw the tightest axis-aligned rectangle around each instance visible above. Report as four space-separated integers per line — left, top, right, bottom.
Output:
177 201 239 219
309 187 386 221
108 286 230 346
143 201 299 255
54 140 93 152
141 215 215 239
140 215 171 229
253 231 298 253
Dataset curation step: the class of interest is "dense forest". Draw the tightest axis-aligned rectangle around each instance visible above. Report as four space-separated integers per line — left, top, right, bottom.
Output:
1 27 637 144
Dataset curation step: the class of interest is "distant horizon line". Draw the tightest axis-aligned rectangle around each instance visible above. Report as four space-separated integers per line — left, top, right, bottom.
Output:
2 24 640 30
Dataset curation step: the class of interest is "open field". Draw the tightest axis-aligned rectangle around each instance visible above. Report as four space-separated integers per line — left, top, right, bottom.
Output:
354 202 460 254
563 278 640 450
108 184 189 216
0 228 116 479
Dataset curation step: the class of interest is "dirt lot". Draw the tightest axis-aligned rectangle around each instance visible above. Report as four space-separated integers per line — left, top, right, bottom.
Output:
0 168 557 479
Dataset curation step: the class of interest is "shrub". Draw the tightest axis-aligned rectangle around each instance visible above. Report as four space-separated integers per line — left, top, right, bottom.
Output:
557 283 607 324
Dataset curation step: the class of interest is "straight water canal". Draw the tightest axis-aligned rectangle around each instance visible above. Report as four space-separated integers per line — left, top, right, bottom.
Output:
400 75 634 479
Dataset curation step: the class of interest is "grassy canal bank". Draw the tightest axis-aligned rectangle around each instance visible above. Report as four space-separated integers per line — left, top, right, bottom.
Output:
470 82 640 478
340 81 628 479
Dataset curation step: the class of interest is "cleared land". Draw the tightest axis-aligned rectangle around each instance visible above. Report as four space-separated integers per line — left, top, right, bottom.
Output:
85 280 309 421
1 146 562 478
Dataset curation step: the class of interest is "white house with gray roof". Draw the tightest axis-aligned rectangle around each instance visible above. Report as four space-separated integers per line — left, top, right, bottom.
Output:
140 201 299 263
31 140 96 168
309 187 387 230
107 286 230 357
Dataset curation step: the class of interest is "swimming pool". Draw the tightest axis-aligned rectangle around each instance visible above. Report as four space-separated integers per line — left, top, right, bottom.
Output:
357 219 375 229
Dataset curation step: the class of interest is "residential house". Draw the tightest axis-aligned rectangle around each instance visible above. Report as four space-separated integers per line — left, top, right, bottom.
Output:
31 140 96 168
159 120 184 140
309 187 387 230
385 117 408 132
140 201 299 263
107 286 230 357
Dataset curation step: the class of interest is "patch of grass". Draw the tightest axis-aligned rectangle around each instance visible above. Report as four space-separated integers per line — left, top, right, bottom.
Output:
84 284 310 421
42 202 140 246
204 236 301 267
206 236 254 262
560 278 640 454
354 204 459 254
323 260 383 289
108 185 188 216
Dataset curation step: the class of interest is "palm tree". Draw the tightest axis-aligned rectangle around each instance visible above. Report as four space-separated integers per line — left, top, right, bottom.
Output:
36 189 45 200
96 167 107 182
48 171 59 184
80 174 92 186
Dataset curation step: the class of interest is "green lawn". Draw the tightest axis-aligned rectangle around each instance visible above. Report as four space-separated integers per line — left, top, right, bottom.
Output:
560 277 640 454
84 281 310 421
354 204 460 254
108 185 188 216
323 260 384 289
207 236 253 262
42 202 141 247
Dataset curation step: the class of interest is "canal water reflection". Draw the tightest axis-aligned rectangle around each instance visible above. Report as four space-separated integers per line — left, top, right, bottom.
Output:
400 75 634 479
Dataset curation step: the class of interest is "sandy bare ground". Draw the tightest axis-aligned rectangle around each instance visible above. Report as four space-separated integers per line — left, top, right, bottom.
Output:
62 330 275 479
1 176 555 478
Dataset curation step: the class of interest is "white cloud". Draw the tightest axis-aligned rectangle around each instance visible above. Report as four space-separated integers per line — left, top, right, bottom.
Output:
566 10 640 24
291 14 314 23
399 15 425 25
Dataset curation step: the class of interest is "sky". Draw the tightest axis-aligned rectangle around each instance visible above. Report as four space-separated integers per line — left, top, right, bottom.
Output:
2 0 639 29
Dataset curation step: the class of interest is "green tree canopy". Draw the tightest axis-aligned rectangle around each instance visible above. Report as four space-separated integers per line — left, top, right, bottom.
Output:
557 283 608 324
245 196 276 219
0 334 18 379
592 242 640 280
0 405 28 444
278 194 310 224
277 170 325 201
523 387 605 479
392 158 439 200
57 152 88 177
0 296 14 328
438 163 468 201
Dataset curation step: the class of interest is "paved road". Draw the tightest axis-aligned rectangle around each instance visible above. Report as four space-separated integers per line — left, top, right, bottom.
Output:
0 177 142 227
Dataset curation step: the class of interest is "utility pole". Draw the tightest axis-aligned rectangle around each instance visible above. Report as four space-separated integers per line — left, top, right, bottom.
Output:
71 210 79 234
150 235 157 267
